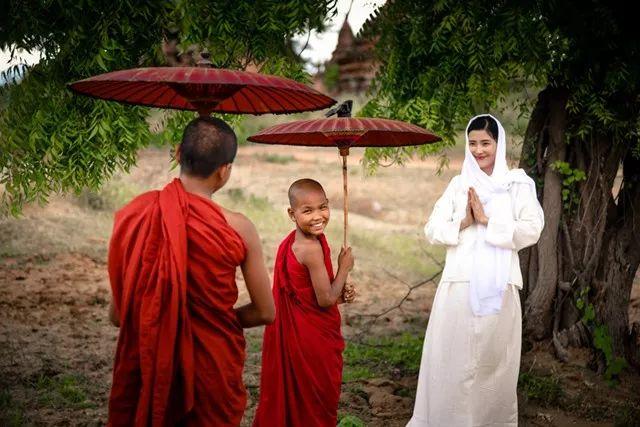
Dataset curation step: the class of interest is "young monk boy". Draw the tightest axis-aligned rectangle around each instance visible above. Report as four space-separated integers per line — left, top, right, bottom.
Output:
253 178 356 427
107 116 275 427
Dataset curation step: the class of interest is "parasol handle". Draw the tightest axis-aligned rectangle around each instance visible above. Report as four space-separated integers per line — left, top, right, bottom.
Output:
340 146 350 248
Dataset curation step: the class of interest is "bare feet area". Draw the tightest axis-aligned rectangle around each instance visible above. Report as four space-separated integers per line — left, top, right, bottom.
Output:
1 144 639 426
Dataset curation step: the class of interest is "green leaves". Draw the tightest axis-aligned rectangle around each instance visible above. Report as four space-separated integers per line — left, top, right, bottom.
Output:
0 0 337 215
0 68 150 215
364 0 640 169
550 161 586 213
358 0 549 168
575 286 628 384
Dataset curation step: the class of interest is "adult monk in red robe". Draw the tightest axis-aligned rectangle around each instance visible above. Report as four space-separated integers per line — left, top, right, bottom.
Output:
107 116 275 427
253 179 356 427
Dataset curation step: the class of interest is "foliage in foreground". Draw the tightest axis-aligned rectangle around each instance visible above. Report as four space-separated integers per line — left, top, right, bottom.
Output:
0 0 338 215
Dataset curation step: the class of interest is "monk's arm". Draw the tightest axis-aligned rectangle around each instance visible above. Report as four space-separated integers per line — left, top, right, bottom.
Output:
232 216 276 327
107 225 122 328
109 298 120 327
302 244 350 308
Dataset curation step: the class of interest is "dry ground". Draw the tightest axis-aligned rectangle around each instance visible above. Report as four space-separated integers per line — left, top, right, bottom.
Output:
1 143 639 426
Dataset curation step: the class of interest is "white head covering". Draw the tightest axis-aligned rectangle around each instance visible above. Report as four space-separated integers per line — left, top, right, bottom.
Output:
460 114 528 316
461 113 510 194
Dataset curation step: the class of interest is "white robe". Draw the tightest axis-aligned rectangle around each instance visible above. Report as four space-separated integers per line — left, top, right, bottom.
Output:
408 172 544 427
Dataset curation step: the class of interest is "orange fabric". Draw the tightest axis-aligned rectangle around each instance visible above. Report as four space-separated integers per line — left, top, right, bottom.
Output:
107 178 247 427
253 231 344 427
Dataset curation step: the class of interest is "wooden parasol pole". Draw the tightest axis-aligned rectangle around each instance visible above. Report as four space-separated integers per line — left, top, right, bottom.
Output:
340 146 349 248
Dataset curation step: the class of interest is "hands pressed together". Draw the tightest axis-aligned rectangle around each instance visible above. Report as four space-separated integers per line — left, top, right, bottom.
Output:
460 187 489 230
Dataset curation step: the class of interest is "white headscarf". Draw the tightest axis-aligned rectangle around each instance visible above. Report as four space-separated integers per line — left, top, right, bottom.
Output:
461 114 530 316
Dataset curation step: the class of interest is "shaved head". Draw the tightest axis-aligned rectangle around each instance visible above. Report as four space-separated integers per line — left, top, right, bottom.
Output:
288 179 326 208
180 116 237 178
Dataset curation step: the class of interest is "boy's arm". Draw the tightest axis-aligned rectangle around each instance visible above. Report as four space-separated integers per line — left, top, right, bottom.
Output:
227 212 276 328
299 243 350 308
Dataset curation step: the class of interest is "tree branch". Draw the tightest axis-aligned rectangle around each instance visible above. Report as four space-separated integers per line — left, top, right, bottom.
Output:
351 267 443 339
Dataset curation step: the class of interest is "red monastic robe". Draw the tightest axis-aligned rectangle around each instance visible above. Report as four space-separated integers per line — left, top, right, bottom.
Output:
253 231 345 427
107 178 247 427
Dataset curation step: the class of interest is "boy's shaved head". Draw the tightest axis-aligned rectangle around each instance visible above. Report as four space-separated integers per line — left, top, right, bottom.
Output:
288 179 326 207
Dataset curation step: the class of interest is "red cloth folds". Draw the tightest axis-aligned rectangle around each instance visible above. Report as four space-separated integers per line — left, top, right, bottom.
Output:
108 178 247 426
253 231 344 427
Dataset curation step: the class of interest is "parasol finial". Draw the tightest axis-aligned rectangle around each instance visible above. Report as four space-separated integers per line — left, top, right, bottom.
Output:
325 100 353 118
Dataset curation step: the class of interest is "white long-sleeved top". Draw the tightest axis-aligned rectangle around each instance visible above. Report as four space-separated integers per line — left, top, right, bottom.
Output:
424 174 544 288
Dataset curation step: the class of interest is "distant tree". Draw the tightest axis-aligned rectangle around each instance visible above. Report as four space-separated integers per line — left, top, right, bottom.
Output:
363 0 640 377
0 0 337 214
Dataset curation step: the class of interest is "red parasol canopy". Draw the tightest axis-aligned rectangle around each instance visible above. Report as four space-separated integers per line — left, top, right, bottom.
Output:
248 101 442 247
68 66 335 115
247 116 440 150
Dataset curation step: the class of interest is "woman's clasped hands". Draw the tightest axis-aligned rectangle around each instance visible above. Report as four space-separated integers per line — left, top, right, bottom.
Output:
460 187 489 230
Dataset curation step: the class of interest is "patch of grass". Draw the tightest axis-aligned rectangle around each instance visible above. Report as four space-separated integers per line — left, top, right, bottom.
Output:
345 229 444 278
220 188 290 239
247 194 272 211
246 334 263 354
343 365 375 382
0 409 25 427
247 384 260 402
0 390 26 427
256 153 295 165
518 372 563 407
0 390 11 409
343 333 424 381
345 383 369 402
614 403 640 427
223 188 274 213
337 413 366 427
87 294 108 306
395 387 414 398
0 211 112 259
78 181 141 211
226 187 246 203
32 374 93 409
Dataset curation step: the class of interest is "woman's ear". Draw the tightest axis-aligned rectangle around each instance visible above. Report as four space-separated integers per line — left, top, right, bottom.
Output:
173 144 182 163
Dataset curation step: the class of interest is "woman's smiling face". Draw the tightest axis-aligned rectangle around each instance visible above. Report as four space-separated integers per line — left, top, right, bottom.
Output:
468 129 497 175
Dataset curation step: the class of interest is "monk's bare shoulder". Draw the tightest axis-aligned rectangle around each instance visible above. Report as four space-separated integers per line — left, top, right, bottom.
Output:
293 237 323 267
219 206 259 245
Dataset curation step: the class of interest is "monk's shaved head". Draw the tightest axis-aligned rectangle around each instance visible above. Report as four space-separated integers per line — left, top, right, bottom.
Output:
180 116 237 178
288 179 327 208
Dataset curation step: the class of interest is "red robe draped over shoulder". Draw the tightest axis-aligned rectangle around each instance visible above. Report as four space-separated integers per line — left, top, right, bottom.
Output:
253 231 344 427
108 178 247 427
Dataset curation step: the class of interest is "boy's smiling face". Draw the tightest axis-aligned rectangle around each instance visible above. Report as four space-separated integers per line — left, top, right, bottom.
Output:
288 188 330 237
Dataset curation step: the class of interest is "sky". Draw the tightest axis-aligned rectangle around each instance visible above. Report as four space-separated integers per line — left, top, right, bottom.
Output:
0 50 41 83
0 0 386 78
293 0 386 72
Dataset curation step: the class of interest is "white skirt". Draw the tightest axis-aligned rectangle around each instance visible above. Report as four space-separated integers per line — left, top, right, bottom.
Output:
407 281 521 427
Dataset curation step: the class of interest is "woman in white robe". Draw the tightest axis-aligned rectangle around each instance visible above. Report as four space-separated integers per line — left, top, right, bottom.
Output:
407 114 545 427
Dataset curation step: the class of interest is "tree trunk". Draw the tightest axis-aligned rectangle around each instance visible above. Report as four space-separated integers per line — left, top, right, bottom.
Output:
523 87 569 340
518 86 640 370
593 149 640 360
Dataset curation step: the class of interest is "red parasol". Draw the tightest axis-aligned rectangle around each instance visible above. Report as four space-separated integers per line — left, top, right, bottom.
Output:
248 101 442 247
68 56 335 115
